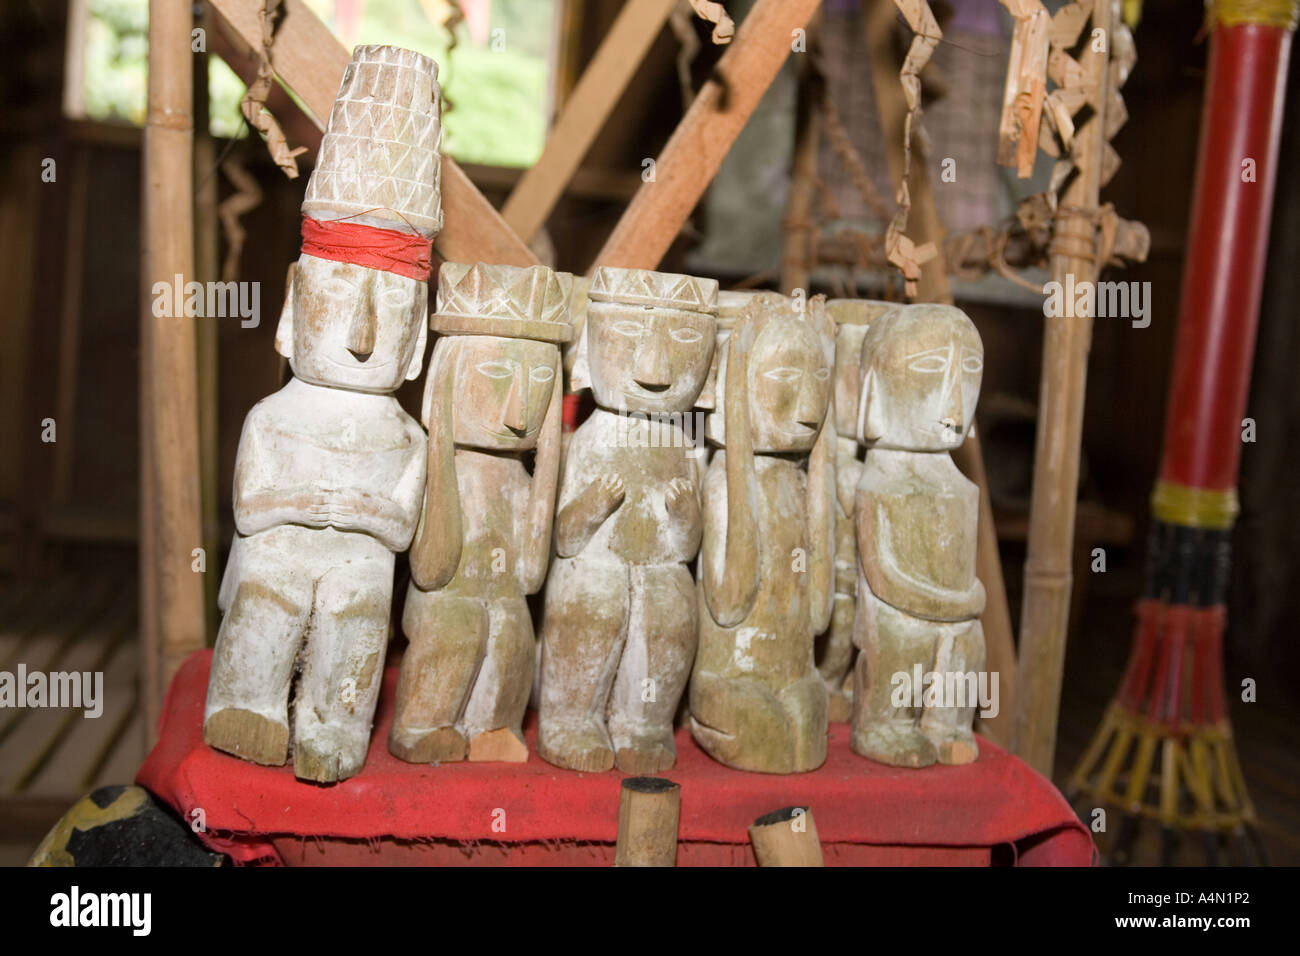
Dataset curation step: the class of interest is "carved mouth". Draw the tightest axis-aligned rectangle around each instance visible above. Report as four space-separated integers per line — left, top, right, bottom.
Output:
634 381 671 393
328 356 393 372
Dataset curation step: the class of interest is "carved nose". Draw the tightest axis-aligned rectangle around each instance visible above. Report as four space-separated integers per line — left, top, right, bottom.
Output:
633 341 671 391
942 380 964 430
346 291 377 361
503 376 527 433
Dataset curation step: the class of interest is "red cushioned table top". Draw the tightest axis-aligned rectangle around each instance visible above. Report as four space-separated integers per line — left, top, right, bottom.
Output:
138 651 1093 866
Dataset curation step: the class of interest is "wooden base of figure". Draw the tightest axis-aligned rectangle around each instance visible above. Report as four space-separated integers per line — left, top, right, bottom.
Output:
850 590 984 769
538 558 695 775
204 526 394 785
390 589 536 765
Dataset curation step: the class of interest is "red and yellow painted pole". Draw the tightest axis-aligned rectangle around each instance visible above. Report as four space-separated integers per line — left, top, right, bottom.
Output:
1069 0 1297 864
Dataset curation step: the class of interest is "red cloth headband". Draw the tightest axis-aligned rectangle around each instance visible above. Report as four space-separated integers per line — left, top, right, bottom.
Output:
301 215 433 281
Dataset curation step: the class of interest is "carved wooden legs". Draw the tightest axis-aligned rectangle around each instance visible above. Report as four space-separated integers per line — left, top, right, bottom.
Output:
204 528 393 783
851 588 984 769
204 572 304 766
607 564 697 774
391 591 534 763
538 559 625 772
817 590 857 722
538 559 695 773
292 563 391 783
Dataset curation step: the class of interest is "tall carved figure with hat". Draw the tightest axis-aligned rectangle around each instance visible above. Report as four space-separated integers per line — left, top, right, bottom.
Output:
204 46 441 783
538 267 717 774
852 303 986 768
391 263 568 764
691 292 837 774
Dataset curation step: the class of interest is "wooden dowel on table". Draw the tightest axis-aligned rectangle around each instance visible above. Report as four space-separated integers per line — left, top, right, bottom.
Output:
615 776 681 867
749 806 824 866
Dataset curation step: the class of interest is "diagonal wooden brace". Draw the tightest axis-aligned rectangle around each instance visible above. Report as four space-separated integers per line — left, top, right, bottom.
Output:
207 0 538 267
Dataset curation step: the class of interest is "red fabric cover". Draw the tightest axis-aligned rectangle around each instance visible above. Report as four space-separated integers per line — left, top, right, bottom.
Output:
138 651 1094 866
300 215 433 281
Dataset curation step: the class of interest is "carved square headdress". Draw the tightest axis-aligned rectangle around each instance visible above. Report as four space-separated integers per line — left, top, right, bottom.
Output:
431 263 572 343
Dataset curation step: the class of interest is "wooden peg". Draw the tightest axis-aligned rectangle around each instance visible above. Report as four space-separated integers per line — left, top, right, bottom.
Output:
615 777 681 867
748 805 825 866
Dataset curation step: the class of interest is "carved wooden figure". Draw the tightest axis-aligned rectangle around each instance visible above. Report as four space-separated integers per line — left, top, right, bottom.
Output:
538 267 718 774
391 263 568 764
691 292 836 773
852 303 986 768
818 299 895 722
204 46 441 783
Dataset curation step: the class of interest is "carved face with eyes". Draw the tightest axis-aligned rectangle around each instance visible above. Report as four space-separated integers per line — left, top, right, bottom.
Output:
440 335 559 452
747 315 833 454
278 254 428 394
857 304 984 453
585 302 715 414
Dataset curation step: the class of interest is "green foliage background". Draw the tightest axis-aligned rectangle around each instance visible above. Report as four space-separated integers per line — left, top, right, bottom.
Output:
81 0 552 166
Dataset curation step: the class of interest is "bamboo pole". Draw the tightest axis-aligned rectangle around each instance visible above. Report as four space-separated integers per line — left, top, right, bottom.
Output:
141 0 207 741
194 7 221 639
1011 0 1115 776
615 777 681 866
592 0 823 271
749 806 825 866
501 0 677 244
862 0 1016 744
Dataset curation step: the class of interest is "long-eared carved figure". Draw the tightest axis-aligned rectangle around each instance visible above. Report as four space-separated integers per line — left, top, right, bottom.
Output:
391 263 568 764
852 303 986 768
690 292 837 773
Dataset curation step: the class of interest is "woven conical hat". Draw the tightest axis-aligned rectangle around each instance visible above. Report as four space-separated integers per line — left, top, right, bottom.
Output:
303 45 443 239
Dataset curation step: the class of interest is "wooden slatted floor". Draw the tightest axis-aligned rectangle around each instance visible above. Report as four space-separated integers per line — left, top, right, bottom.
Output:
0 571 144 864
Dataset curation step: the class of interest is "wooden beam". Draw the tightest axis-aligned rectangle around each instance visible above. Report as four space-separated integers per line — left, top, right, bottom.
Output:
207 0 537 267
502 0 676 244
863 0 1017 745
592 0 823 270
141 0 208 741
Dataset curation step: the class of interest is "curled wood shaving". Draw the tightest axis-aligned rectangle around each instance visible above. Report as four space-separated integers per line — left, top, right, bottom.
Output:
884 0 941 298
687 0 735 44
241 0 308 180
219 157 264 283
